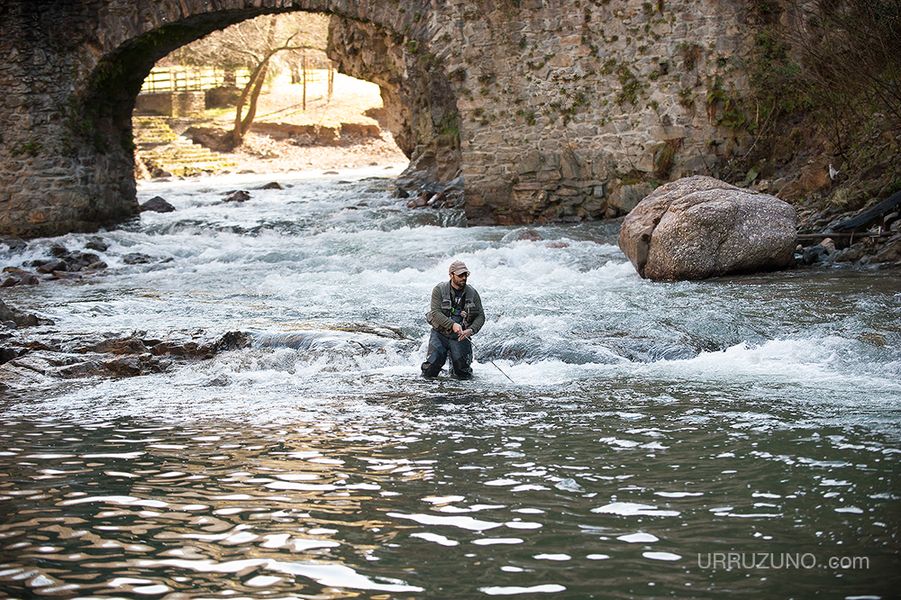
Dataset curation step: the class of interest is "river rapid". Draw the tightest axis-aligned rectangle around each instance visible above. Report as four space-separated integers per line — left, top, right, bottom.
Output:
1 167 899 599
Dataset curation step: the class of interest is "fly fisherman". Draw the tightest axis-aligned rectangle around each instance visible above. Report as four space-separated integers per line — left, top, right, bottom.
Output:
422 260 485 379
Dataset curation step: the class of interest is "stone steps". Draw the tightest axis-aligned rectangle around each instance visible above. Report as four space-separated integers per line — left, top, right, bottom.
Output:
132 116 179 145
137 134 235 177
133 116 235 177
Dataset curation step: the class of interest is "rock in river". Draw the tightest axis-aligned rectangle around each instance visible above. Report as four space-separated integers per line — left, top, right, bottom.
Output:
140 196 176 213
618 176 797 281
223 190 251 203
0 299 51 328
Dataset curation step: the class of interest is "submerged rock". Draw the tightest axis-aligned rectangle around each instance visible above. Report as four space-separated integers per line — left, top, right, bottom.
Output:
87 336 150 355
26 246 106 278
84 236 109 252
223 190 251 203
619 176 797 281
103 356 168 377
122 253 154 265
0 346 24 365
258 181 283 190
35 259 68 274
0 329 255 385
140 196 176 213
502 228 543 243
76 331 252 362
1 237 27 253
402 176 464 211
2 267 40 287
800 244 830 266
214 331 252 353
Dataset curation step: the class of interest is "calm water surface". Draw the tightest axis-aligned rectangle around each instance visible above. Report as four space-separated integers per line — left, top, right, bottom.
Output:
0 168 898 598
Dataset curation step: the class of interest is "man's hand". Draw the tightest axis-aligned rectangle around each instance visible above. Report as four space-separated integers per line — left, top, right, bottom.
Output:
457 328 473 341
452 323 463 335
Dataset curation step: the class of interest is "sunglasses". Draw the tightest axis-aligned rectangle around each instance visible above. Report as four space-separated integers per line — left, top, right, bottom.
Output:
454 272 469 278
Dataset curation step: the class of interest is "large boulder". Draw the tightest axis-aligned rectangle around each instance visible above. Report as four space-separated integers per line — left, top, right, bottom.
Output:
619 176 797 280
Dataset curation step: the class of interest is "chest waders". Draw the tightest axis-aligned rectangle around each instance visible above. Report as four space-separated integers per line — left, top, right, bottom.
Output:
422 284 474 379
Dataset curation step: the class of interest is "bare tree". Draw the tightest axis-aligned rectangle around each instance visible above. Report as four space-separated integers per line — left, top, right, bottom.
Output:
166 13 329 147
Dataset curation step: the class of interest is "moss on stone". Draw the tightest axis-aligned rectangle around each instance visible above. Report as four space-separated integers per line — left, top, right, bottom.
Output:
706 77 747 130
615 64 645 106
11 140 42 157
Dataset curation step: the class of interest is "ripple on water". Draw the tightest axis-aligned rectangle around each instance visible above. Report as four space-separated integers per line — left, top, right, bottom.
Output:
0 172 898 598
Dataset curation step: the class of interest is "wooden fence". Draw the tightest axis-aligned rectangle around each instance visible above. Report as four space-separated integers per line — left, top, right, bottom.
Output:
140 63 335 95
140 67 252 94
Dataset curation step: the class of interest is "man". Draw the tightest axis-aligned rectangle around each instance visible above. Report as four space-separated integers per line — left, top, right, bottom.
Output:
422 260 485 379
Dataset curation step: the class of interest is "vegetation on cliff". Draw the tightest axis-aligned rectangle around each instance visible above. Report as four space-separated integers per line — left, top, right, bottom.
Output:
726 0 900 235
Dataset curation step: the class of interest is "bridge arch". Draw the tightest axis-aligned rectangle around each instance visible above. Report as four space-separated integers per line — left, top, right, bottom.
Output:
1 0 460 237
2 1 759 237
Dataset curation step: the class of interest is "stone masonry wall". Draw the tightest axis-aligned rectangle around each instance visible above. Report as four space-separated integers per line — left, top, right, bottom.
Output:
134 91 205 117
0 0 757 237
443 0 756 224
0 1 139 237
327 17 463 191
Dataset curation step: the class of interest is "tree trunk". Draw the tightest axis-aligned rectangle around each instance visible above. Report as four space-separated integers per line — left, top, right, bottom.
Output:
229 55 273 147
230 70 256 147
239 61 269 135
229 16 278 148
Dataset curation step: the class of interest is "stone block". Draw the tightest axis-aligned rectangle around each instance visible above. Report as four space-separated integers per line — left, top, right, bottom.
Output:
548 54 574 68
536 168 562 182
516 150 542 175
560 151 585 180
610 183 653 214
650 125 687 140
556 185 582 196
512 181 548 192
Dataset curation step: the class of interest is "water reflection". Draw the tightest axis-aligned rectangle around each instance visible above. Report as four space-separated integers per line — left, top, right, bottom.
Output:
0 403 897 598
1 170 899 597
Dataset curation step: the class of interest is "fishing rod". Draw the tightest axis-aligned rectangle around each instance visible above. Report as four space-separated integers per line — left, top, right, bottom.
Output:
468 337 516 384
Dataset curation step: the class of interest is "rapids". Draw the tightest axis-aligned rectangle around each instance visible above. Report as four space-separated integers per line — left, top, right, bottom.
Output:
0 167 898 598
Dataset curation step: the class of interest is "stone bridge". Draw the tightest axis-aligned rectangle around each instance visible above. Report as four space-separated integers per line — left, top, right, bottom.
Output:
1 0 755 237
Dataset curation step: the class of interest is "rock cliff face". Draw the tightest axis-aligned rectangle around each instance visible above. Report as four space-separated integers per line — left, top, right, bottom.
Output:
1 0 759 237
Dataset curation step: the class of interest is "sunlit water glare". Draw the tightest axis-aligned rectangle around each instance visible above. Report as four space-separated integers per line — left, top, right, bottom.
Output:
1 167 899 598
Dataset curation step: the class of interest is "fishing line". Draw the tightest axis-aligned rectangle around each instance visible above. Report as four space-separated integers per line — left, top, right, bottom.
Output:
468 338 515 384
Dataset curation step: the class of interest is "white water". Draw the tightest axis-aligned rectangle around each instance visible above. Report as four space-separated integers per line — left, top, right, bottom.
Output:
1 169 899 598
2 167 900 430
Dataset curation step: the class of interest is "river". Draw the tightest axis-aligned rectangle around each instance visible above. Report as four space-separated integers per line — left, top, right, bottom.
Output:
1 167 899 598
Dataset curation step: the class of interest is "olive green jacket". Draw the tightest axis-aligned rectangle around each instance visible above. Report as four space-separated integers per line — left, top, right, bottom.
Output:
427 281 485 335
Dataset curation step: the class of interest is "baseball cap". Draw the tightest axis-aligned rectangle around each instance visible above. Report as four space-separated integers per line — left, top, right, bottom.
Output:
448 260 469 275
